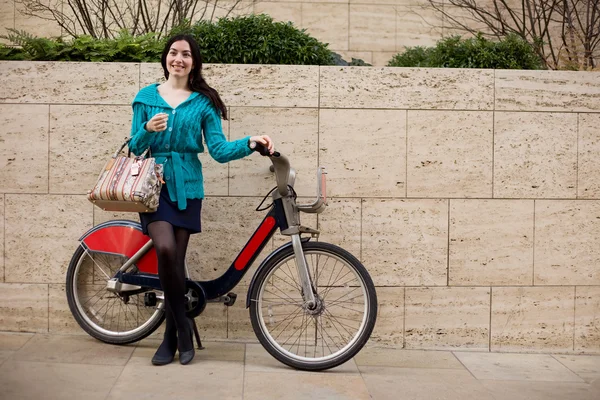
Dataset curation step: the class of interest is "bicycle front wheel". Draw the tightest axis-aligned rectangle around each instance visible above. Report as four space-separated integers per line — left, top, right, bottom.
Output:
65 244 164 345
249 241 377 371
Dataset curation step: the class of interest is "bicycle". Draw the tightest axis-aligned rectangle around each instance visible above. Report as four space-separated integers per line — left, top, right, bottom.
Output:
66 142 378 371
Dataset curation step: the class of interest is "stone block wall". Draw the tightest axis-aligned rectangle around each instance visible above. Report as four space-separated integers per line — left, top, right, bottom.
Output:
0 61 599 354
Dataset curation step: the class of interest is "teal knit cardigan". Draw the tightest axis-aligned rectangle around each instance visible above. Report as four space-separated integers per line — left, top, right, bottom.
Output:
130 84 252 210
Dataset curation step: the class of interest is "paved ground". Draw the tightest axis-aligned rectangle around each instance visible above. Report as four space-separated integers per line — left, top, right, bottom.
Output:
0 332 598 400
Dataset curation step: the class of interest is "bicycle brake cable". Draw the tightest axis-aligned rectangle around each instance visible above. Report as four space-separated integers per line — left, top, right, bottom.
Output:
256 185 298 211
256 187 277 211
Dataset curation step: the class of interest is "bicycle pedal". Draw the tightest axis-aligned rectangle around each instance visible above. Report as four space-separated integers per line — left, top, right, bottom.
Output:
224 292 237 307
144 292 157 307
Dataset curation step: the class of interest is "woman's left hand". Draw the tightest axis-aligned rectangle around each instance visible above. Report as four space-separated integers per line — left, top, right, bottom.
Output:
250 135 275 154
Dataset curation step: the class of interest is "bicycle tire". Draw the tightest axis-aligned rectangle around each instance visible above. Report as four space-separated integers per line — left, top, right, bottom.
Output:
65 244 164 345
249 241 377 371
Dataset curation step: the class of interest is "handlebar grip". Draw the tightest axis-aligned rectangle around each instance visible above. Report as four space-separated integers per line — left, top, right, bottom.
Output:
249 141 280 157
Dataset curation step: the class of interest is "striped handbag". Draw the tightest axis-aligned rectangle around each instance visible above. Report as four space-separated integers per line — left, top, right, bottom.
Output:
87 138 163 213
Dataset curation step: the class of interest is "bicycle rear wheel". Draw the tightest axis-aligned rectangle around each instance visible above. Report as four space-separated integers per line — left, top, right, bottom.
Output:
65 244 164 345
249 241 377 371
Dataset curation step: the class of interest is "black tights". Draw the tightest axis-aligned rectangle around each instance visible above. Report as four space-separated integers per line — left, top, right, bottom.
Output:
147 221 193 353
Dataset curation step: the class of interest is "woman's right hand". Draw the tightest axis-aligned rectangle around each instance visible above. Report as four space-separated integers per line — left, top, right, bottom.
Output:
146 113 169 132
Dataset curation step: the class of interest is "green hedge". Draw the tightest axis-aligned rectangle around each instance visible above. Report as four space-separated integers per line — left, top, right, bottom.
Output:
171 14 334 65
0 14 341 65
389 34 544 69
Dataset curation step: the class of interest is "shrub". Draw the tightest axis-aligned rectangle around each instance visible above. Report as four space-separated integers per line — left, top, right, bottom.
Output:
388 34 544 69
170 14 334 65
0 15 338 65
0 30 163 62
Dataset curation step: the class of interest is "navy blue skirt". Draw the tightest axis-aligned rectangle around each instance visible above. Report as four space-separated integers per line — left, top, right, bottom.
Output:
140 186 202 235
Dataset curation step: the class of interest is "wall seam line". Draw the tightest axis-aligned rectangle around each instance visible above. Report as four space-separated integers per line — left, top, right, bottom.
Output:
347 2 350 51
532 200 536 286
489 287 492 352
573 286 576 351
492 70 496 198
359 197 363 263
447 198 450 286
47 104 51 195
3 195 5 282
405 110 408 198
576 113 580 198
403 287 406 349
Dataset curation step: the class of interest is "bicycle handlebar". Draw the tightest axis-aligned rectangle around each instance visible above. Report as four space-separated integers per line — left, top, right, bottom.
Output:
249 141 327 213
249 141 290 197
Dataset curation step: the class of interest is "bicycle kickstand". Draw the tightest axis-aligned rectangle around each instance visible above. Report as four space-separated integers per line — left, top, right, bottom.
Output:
190 318 205 350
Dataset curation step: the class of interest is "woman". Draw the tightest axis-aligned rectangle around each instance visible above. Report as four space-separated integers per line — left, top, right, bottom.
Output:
129 34 274 366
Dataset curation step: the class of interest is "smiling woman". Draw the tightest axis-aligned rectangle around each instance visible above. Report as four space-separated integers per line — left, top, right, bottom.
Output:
128 34 275 367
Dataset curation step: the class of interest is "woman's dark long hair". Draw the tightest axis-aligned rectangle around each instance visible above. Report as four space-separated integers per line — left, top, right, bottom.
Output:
161 34 228 120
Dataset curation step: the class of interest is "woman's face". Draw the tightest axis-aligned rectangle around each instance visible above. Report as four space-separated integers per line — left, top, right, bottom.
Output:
166 40 194 78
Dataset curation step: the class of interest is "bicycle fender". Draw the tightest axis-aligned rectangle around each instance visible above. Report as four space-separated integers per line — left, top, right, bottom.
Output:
79 219 158 274
245 237 311 308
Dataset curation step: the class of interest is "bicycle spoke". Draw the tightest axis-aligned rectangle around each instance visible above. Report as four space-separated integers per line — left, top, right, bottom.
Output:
81 247 113 280
72 249 161 337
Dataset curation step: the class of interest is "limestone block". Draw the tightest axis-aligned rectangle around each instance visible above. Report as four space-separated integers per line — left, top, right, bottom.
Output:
349 5 396 51
302 3 349 50
320 67 494 110
229 107 318 196
0 283 48 332
317 198 361 262
185 197 268 287
14 0 61 38
199 149 230 197
5 194 92 283
0 0 14 44
49 284 82 334
577 114 600 198
495 70 600 112
407 110 493 198
320 109 406 197
369 287 404 347
396 6 443 50
198 0 254 20
443 5 497 37
493 112 577 198
491 286 575 352
226 284 256 340
335 51 373 65
362 199 448 286
253 2 302 26
0 104 49 193
261 0 347 2
371 51 396 66
141 63 319 108
0 194 3 282
0 61 139 104
139 63 165 87
405 287 490 350
534 200 600 286
575 286 600 353
93 209 140 226
49 105 132 194
449 199 534 286
350 0 428 4
195 302 228 340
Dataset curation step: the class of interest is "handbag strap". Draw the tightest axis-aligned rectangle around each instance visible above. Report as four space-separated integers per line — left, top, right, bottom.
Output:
116 138 151 159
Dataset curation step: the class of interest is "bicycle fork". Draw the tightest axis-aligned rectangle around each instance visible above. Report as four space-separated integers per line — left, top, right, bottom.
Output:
291 234 317 308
